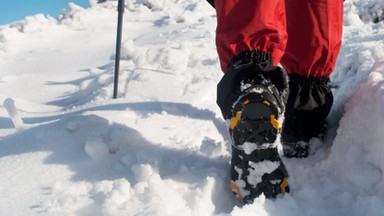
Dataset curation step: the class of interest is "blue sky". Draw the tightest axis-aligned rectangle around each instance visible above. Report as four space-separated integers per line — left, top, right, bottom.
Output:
0 0 90 25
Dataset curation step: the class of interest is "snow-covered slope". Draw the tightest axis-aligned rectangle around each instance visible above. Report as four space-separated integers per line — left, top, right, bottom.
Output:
0 0 383 215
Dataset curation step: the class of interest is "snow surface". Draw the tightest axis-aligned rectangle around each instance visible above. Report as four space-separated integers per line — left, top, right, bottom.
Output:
1 0 384 215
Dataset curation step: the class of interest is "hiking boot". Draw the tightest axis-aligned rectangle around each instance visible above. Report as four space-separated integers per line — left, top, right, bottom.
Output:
216 51 290 202
281 74 333 158
228 78 289 202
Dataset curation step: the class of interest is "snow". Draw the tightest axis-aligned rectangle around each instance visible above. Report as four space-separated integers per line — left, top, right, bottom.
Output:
0 0 384 215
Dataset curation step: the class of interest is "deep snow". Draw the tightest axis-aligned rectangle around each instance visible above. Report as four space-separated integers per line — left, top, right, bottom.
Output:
0 0 384 215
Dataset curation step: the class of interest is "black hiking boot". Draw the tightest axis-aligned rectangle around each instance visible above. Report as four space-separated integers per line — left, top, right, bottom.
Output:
228 78 290 202
216 51 290 203
281 74 333 158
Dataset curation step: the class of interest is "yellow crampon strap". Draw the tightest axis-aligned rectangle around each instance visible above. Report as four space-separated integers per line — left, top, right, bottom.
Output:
230 181 243 201
270 114 281 129
230 111 241 129
280 178 289 195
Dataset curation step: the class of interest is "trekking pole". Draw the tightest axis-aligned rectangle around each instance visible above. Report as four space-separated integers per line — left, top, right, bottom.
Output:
113 0 125 99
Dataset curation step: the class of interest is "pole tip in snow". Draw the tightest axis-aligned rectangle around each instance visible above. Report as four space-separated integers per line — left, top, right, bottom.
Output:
3 98 24 130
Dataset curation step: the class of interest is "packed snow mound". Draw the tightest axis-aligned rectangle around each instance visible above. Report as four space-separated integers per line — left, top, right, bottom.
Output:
1 1 384 216
329 70 384 194
346 0 384 23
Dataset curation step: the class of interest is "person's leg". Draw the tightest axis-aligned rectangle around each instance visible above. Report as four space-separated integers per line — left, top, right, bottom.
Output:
281 0 344 157
282 0 343 77
214 0 288 73
214 0 290 202
215 0 289 120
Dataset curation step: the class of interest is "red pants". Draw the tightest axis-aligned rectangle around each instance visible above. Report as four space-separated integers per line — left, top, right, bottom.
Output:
215 0 344 77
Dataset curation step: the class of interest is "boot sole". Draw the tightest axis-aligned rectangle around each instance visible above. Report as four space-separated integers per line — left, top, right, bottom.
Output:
229 91 289 202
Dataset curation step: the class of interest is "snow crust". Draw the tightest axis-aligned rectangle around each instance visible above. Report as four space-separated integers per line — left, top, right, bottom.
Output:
1 0 384 215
